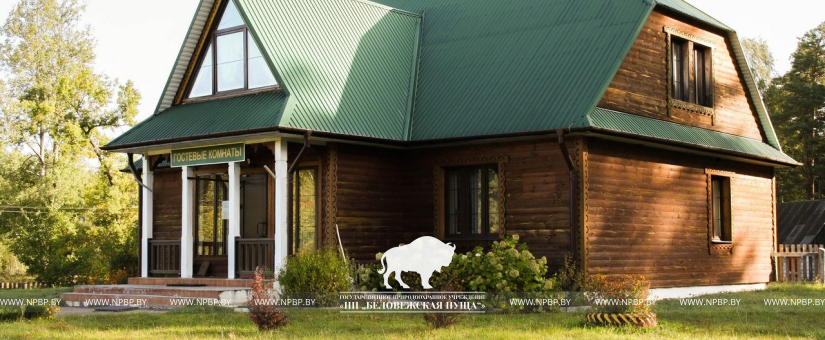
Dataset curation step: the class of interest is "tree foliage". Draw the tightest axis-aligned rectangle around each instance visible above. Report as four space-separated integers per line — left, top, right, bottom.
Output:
0 0 140 285
742 38 776 96
765 22 825 202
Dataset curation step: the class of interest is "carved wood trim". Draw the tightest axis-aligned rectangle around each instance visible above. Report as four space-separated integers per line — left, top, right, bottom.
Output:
664 26 716 48
324 144 338 248
433 155 509 239
669 99 715 116
572 137 589 274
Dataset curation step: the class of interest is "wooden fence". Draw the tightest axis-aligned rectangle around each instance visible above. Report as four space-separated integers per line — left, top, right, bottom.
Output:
772 244 825 283
0 282 50 290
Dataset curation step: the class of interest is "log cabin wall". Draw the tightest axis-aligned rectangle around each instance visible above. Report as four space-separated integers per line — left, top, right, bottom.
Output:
586 138 775 288
151 165 183 241
598 9 764 140
403 138 579 270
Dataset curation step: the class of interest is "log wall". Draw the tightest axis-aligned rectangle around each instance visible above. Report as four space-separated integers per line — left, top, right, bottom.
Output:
599 9 764 141
586 139 775 288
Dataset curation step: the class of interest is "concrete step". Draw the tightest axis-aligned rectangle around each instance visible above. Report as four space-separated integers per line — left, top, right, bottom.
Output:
61 285 251 308
127 277 256 287
72 284 240 299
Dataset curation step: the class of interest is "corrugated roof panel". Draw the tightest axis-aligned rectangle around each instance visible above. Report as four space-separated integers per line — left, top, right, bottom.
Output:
237 0 421 140
777 201 825 244
107 92 287 148
590 107 798 165
372 0 650 140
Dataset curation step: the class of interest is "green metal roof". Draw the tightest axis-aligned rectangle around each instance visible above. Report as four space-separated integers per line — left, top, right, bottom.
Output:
104 0 795 166
588 108 798 165
238 0 421 140
107 91 286 148
372 0 651 140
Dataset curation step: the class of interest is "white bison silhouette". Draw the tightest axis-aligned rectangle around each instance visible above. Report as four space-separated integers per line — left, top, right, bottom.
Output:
377 236 456 289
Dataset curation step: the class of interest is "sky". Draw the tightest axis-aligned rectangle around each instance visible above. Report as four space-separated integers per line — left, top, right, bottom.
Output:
0 0 823 125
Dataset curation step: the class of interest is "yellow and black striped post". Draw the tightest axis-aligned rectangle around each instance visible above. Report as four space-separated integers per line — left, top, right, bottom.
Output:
586 312 657 327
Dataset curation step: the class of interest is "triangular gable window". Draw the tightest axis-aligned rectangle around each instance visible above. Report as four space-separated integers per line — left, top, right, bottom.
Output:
188 0 278 99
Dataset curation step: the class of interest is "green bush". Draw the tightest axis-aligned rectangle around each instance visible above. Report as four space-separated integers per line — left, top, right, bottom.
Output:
584 274 653 314
277 248 352 307
357 235 561 312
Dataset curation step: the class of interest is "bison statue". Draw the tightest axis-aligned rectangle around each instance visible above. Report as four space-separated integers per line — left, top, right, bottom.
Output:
377 236 456 289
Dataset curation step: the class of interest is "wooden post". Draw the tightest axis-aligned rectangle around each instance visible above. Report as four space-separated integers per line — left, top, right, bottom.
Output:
141 154 154 278
820 248 825 285
227 162 241 279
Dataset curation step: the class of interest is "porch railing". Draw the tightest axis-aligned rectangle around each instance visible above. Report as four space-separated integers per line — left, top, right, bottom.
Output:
772 244 825 283
236 237 275 276
149 239 181 276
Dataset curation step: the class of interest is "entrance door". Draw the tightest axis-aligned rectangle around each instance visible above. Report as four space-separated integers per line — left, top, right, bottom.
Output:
241 173 268 238
195 174 229 276
291 168 318 254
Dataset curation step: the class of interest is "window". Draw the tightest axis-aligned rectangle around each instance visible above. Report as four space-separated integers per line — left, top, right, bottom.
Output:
291 168 318 254
196 174 228 256
445 165 500 239
666 27 714 110
694 45 712 106
671 38 688 102
710 176 731 243
188 0 277 98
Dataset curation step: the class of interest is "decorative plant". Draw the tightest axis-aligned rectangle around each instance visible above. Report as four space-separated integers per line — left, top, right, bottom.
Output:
277 248 352 307
584 274 653 314
247 267 288 331
423 272 461 328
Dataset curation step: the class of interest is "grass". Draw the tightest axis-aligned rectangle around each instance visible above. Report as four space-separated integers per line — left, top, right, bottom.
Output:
0 284 823 339
0 288 72 301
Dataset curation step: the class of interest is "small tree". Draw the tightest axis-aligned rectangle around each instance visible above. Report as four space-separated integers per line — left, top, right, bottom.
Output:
247 267 288 331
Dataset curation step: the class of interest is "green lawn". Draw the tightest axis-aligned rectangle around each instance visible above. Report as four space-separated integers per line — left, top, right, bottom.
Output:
1 284 823 339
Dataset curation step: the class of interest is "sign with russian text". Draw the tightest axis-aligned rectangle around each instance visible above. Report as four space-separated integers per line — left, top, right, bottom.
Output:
171 143 245 167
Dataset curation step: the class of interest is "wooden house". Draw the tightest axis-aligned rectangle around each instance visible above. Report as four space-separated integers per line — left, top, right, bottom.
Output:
102 0 798 290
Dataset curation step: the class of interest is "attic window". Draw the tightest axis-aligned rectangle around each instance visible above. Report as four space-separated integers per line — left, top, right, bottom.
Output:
665 26 715 118
188 0 278 99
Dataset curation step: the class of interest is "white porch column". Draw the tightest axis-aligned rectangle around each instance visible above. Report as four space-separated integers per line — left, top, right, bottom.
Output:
140 156 154 278
180 166 195 278
227 162 241 279
274 140 289 271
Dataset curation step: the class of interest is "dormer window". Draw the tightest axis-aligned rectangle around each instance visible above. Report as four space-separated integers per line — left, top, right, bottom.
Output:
665 26 715 119
188 0 278 99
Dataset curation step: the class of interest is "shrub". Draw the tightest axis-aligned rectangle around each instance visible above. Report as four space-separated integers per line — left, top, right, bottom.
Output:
423 272 461 328
584 274 653 314
554 254 584 291
357 235 560 312
247 268 288 331
277 248 352 307
23 303 59 320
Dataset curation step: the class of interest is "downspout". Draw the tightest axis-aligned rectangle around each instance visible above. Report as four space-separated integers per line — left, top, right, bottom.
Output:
555 129 579 262
287 131 312 174
127 153 153 192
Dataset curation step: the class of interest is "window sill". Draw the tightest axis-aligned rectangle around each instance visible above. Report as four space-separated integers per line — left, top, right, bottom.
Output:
668 98 714 117
709 242 733 255
443 237 500 242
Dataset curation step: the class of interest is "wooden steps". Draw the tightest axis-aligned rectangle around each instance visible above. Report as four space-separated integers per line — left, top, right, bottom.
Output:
61 279 260 308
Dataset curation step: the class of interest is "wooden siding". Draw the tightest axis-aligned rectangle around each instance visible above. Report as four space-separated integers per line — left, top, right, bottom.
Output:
152 167 183 241
598 10 764 141
404 139 578 269
586 139 775 288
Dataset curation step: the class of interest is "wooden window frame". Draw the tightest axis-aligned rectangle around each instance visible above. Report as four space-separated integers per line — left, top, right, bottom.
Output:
183 0 280 102
705 169 734 255
665 26 716 120
194 172 229 257
433 156 508 241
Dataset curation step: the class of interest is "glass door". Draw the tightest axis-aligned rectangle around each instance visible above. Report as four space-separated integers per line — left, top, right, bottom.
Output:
196 174 229 256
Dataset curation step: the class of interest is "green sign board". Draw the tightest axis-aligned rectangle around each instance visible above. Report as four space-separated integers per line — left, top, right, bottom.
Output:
171 143 245 167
